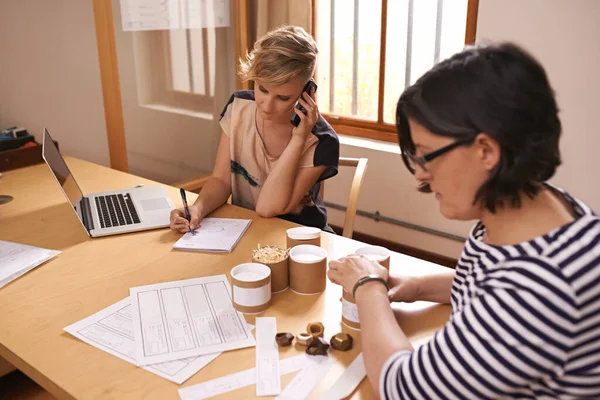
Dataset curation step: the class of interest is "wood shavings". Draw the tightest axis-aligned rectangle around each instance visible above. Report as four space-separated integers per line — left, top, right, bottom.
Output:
252 244 288 264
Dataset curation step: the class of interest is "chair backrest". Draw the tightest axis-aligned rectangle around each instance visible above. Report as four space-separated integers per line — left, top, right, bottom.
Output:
173 175 232 204
322 157 368 238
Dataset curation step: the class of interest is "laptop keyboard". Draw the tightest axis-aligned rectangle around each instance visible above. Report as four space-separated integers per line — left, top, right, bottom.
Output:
95 193 141 229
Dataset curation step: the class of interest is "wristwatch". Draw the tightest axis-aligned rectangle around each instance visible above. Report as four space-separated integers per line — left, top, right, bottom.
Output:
352 274 389 299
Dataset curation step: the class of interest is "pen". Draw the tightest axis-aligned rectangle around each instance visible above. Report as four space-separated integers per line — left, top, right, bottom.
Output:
179 188 195 234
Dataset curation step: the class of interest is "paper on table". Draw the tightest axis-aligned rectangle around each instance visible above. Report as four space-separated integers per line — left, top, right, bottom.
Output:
321 353 366 400
276 355 333 400
173 218 252 253
178 354 309 400
130 275 256 365
64 297 220 384
255 317 281 396
0 240 60 289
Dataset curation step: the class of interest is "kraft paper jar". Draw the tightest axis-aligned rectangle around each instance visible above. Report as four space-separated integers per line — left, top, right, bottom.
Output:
354 246 390 269
289 245 328 295
286 227 321 249
341 289 361 330
230 263 272 314
252 245 289 293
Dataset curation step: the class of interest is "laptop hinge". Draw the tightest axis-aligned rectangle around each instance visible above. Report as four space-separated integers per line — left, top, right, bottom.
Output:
80 196 95 232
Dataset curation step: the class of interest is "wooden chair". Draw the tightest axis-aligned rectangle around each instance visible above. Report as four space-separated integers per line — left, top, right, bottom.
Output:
173 174 232 204
172 174 211 193
173 156 369 239
324 157 368 238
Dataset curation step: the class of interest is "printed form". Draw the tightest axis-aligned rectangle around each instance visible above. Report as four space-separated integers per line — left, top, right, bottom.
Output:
64 298 220 384
130 275 256 365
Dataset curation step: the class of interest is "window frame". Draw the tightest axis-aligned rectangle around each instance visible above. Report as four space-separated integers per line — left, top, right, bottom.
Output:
311 0 479 144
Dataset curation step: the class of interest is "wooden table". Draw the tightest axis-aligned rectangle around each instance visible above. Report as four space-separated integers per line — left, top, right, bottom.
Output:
0 157 451 399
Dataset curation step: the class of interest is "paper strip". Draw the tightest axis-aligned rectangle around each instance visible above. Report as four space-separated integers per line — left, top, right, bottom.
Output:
321 353 366 400
276 355 333 400
178 354 307 400
256 317 281 396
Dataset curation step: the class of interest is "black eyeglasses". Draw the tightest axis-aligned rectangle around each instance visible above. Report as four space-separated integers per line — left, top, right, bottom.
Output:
402 136 474 174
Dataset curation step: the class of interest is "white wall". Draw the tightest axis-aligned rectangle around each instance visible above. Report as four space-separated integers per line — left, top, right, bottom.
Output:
476 0 600 211
325 0 600 259
0 0 109 167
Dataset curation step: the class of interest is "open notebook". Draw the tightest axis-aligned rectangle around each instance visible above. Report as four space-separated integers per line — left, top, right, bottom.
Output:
173 218 252 253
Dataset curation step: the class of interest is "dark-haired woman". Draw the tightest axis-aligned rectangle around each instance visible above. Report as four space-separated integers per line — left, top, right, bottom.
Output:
328 42 600 399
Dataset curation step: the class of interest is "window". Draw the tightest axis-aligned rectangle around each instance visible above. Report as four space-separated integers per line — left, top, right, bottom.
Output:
313 0 479 142
168 29 216 97
133 28 217 118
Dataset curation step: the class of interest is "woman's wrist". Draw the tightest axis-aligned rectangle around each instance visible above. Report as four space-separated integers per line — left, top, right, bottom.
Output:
354 278 388 302
288 133 307 147
408 276 423 302
192 203 204 218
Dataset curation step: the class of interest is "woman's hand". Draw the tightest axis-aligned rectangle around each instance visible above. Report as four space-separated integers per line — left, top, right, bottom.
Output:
328 255 389 294
387 274 421 303
292 88 319 141
169 204 202 233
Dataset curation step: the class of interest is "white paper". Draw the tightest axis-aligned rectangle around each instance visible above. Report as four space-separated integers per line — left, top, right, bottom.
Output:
178 354 309 400
64 298 220 384
0 240 60 289
276 355 333 400
173 218 252 253
233 284 271 307
120 0 230 31
130 275 255 365
321 353 366 400
255 317 281 396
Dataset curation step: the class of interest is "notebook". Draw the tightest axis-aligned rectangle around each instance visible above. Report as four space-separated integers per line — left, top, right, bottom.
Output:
173 218 252 253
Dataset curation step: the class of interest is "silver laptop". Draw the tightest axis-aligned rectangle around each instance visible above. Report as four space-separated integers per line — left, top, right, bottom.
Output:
42 128 175 237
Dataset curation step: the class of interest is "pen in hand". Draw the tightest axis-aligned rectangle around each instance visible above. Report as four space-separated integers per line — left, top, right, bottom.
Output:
179 188 196 235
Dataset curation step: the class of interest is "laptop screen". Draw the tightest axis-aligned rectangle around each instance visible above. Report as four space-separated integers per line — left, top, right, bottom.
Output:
42 128 85 213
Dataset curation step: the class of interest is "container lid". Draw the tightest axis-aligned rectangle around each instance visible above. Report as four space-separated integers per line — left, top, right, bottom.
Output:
354 245 390 261
289 244 327 263
286 226 321 240
231 263 271 282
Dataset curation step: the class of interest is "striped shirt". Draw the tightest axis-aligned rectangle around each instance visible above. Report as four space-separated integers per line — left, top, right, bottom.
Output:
380 187 600 399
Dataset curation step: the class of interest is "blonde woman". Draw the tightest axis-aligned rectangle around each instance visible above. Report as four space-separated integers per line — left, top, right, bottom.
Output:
170 26 339 233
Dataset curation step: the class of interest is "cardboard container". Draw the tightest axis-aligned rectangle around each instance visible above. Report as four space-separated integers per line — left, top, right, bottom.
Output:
230 263 272 314
289 245 328 294
354 246 390 269
286 227 321 249
252 249 289 293
341 289 361 330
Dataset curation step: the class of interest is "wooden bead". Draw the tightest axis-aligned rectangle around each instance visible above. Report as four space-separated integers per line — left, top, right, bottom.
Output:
306 322 324 337
296 332 312 346
305 336 330 356
275 332 294 347
330 333 354 351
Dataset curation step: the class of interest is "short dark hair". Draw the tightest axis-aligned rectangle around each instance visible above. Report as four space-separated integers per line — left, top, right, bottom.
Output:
396 42 562 212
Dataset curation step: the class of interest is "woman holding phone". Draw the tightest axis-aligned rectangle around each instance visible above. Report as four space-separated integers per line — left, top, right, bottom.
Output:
170 26 339 233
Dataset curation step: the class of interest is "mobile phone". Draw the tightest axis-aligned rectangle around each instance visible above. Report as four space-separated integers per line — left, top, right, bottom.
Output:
291 79 318 127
